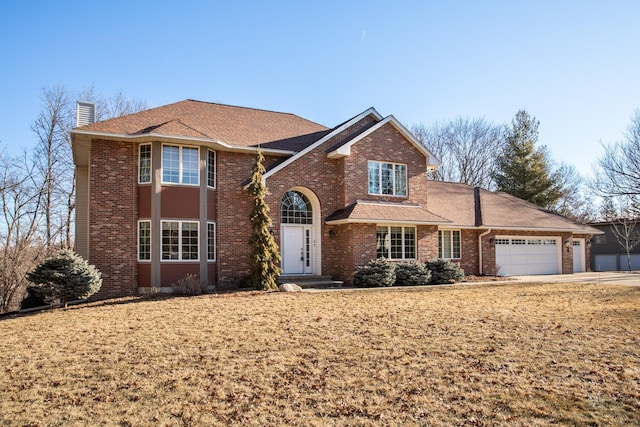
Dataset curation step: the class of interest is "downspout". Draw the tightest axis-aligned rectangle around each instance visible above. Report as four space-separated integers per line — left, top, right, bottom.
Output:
478 229 491 275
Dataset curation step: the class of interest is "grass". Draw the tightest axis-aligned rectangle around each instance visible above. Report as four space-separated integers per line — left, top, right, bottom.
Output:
1 282 639 426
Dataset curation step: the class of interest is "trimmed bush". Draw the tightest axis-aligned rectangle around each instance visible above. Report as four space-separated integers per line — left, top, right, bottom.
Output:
27 250 102 307
353 258 396 288
394 262 432 286
425 259 465 284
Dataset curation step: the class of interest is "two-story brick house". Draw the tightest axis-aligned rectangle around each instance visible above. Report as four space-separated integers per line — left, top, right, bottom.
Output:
71 100 600 299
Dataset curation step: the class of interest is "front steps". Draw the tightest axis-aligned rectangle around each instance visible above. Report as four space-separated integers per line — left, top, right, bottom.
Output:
277 275 343 289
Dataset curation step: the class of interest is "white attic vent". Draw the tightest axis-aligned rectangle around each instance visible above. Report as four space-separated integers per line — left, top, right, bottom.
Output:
76 101 96 127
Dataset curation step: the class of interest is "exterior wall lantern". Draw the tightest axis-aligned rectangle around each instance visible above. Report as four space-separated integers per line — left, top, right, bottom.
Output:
489 237 495 248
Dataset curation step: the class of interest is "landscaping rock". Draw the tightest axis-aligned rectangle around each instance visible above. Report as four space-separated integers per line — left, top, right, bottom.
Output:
278 283 302 292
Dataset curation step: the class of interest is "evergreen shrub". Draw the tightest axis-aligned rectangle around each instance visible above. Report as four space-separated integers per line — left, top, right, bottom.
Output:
394 262 432 286
425 259 465 284
353 258 396 288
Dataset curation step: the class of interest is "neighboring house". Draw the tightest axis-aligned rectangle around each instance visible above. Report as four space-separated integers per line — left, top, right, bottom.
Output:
71 100 601 299
589 220 640 271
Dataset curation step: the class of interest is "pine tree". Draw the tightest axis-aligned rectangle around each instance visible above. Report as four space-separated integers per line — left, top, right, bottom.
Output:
247 149 281 290
494 110 562 208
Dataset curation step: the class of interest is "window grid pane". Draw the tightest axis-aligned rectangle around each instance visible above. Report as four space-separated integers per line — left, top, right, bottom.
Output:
390 226 403 259
381 163 394 195
404 227 415 259
207 150 216 188
181 222 199 260
181 147 199 184
395 164 407 196
368 161 380 194
207 223 216 261
162 146 179 183
281 191 312 224
376 226 388 258
452 230 461 258
138 221 151 260
162 221 179 260
139 145 151 183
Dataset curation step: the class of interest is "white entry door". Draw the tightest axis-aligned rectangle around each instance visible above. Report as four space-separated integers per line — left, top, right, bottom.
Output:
281 225 313 274
573 239 585 272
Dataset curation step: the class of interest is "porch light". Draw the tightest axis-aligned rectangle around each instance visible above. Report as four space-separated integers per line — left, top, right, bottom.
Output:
328 229 336 238
489 237 495 248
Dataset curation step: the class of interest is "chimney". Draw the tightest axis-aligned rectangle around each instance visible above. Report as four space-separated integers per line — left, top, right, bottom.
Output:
76 101 96 127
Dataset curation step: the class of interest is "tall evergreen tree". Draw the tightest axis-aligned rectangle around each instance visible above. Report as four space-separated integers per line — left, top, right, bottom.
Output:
494 110 562 208
247 149 281 290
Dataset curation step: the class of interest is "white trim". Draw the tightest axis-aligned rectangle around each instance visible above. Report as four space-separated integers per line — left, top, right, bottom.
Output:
70 129 296 156
207 149 216 189
262 107 383 184
326 218 446 226
161 144 200 186
327 115 440 168
137 220 152 262
138 143 152 184
160 220 200 262
280 186 322 275
438 229 461 260
207 221 216 262
367 160 408 197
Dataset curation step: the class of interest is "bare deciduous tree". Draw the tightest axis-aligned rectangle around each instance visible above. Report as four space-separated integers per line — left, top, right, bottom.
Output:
600 197 640 271
412 117 504 189
594 110 640 216
551 163 595 223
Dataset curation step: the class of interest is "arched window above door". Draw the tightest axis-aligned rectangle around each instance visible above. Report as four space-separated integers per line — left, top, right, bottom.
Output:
281 191 312 224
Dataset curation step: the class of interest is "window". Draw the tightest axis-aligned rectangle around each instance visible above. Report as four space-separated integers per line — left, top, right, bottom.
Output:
139 144 151 184
439 230 461 259
162 145 199 185
377 226 416 260
281 191 312 224
207 150 216 188
138 220 151 261
161 221 199 260
368 161 407 196
207 222 216 261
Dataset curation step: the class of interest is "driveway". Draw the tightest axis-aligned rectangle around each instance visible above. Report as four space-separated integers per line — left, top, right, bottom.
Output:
514 271 640 286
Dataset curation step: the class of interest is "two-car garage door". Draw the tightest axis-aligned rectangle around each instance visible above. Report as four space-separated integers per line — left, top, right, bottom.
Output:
495 236 561 276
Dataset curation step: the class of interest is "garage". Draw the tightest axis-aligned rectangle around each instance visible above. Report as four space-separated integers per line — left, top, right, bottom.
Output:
495 236 561 276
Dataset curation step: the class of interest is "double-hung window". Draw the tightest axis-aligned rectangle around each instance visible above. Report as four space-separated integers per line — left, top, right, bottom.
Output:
162 145 199 185
138 220 151 261
439 230 461 259
161 221 199 260
139 144 151 184
376 226 416 260
368 161 407 196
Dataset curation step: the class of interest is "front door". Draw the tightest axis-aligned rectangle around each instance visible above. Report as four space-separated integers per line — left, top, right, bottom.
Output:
282 225 313 274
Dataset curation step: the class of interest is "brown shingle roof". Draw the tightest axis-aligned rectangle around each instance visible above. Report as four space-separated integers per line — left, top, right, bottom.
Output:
75 99 330 150
326 200 451 225
427 181 600 233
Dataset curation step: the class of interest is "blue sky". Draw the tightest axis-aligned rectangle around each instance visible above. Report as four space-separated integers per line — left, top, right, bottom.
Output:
1 1 639 178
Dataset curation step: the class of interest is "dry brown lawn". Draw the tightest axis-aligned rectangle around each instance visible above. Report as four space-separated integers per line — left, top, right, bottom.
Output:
1 282 639 426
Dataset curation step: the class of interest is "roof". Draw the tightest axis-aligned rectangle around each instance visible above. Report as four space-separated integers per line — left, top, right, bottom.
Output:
427 181 602 234
73 99 329 150
326 200 451 225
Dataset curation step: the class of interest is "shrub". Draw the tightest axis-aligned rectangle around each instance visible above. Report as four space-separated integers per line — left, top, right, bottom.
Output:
394 262 432 286
20 286 55 310
173 273 206 296
27 250 102 307
425 259 465 284
353 258 396 288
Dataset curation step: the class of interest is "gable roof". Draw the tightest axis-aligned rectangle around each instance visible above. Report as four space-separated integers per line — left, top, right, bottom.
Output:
427 181 601 234
326 200 451 225
326 115 440 169
72 99 329 151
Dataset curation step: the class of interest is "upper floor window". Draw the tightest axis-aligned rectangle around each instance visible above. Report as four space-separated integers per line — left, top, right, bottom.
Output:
368 161 407 196
139 144 151 184
439 229 461 259
162 145 199 185
207 150 216 188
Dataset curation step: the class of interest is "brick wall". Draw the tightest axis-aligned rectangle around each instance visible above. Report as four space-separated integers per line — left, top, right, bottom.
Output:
89 139 138 299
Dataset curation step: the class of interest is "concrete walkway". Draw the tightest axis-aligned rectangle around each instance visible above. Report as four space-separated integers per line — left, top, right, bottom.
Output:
513 271 640 286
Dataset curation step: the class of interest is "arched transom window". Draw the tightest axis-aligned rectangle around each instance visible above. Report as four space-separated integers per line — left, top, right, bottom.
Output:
281 191 312 224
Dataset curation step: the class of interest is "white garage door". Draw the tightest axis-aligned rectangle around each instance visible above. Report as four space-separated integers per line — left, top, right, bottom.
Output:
495 236 561 276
